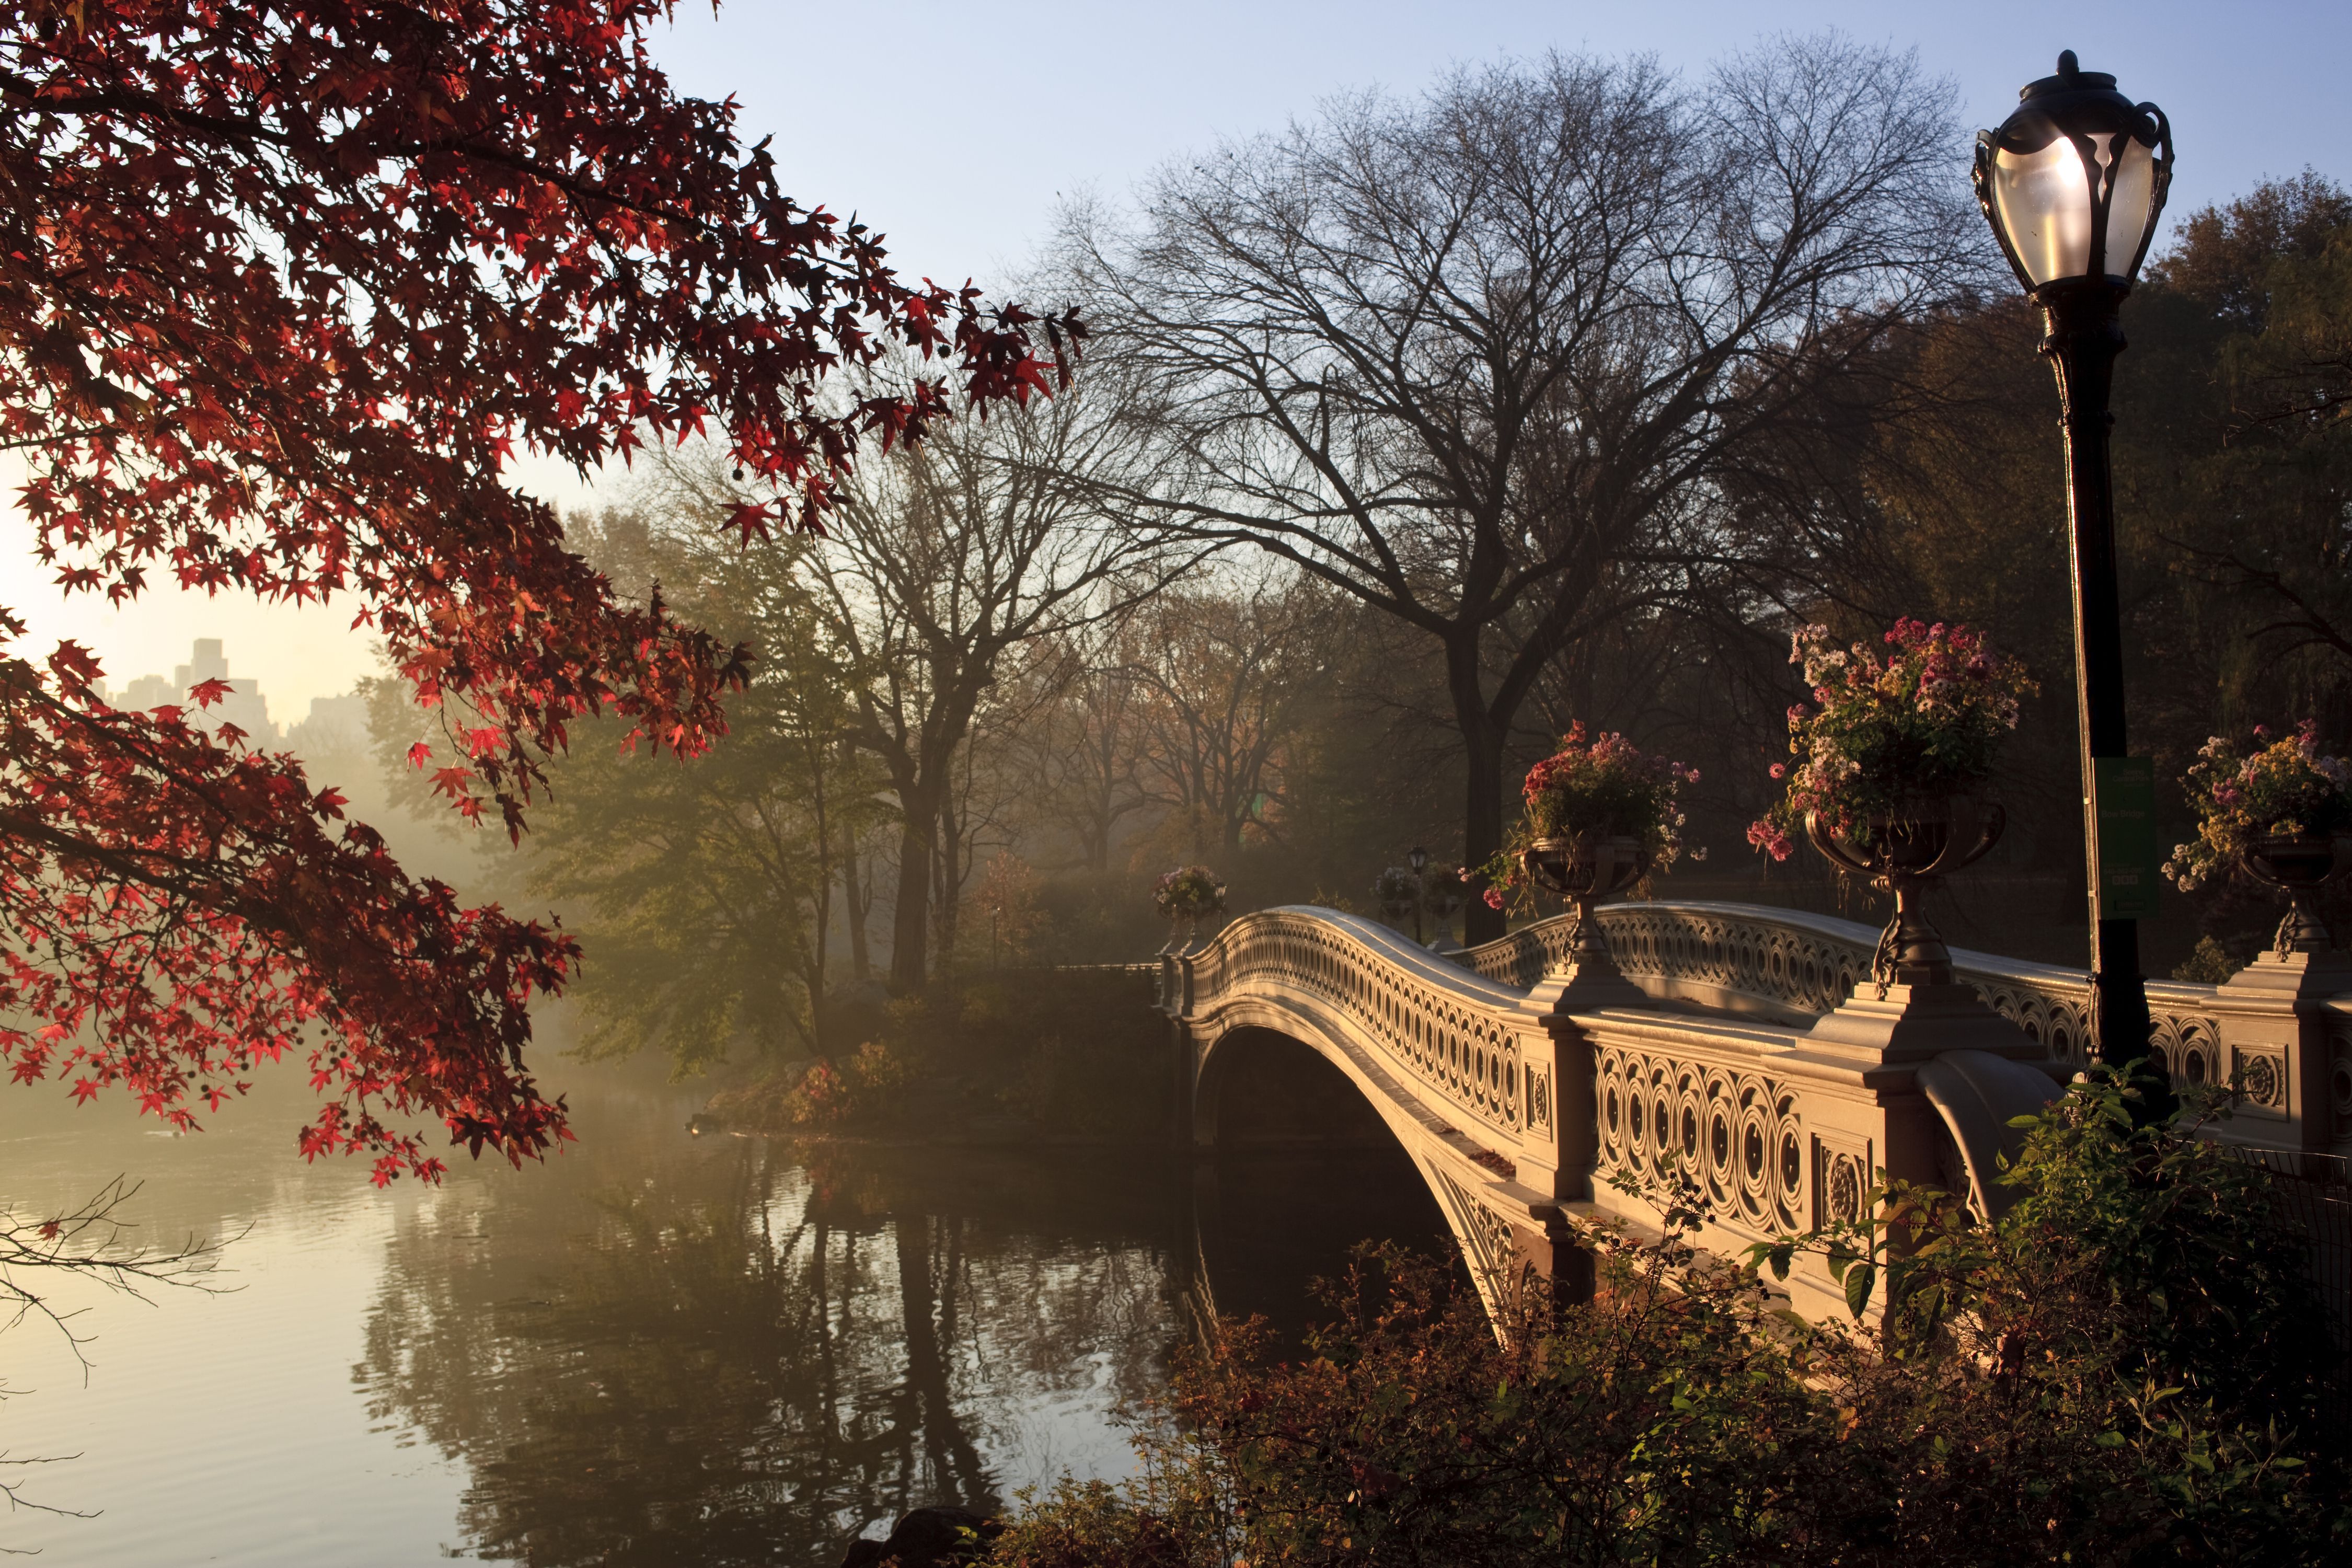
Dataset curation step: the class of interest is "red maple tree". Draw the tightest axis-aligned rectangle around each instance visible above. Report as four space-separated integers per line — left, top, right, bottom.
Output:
0 1 1075 1183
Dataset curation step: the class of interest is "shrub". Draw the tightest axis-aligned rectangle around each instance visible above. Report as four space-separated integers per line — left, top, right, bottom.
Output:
778 1040 909 1129
987 1076 2350 1566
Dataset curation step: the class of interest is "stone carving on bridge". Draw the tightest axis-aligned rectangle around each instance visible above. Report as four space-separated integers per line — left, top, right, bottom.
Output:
1428 1164 1533 1316
1596 1045 1807 1237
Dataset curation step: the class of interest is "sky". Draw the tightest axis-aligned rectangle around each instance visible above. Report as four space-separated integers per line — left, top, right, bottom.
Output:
6 0 2347 722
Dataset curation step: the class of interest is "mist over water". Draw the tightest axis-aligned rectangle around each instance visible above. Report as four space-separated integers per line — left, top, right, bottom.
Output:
0 1068 1445 1565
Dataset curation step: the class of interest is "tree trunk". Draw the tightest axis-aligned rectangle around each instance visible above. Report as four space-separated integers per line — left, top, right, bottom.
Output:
933 790 962 965
1461 733 1506 943
1450 639 1508 944
889 816 932 993
845 841 872 983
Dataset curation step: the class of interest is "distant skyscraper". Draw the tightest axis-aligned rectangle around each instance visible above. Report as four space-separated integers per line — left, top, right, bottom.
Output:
287 692 372 759
114 639 279 744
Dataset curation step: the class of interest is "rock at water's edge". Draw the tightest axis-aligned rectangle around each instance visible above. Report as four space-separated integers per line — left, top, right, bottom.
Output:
838 1506 1000 1567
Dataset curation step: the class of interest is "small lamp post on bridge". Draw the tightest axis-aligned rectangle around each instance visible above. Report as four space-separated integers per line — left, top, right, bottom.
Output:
1972 51 2171 1095
1408 845 1429 946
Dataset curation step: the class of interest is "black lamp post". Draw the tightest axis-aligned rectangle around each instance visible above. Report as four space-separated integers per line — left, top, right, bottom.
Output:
1973 51 2171 1087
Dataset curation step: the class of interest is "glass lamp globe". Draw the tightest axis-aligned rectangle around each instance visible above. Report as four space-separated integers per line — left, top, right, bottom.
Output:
1974 51 2173 293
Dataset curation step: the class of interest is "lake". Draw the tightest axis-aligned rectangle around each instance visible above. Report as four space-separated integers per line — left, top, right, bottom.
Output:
0 1066 1445 1564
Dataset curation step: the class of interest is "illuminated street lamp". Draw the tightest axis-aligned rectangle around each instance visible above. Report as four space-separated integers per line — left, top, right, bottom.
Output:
1973 51 2172 1090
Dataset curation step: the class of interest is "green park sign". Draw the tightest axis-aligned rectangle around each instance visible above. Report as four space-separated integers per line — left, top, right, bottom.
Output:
2093 755 2163 921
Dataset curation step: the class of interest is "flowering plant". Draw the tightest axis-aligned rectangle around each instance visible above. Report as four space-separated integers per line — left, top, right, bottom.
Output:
2165 723 2352 890
1748 620 2032 861
1152 864 1227 922
1477 725 1699 911
1373 866 1421 909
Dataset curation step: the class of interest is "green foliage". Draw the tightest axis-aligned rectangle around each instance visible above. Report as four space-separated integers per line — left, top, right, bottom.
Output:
2173 935 2241 984
525 510 893 1075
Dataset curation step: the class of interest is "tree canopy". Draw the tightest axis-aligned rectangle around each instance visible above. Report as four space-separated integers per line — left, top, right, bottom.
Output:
0 1 1067 1181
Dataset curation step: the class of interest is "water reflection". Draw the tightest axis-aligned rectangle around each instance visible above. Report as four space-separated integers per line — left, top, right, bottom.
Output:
0 1074 1452 1565
360 1101 1184 1565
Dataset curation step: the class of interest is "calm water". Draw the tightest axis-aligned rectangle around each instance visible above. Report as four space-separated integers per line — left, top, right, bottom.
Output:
0 1067 1444 1564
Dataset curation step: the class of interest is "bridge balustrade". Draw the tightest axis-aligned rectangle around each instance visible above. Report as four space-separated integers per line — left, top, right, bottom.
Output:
1167 899 2344 1327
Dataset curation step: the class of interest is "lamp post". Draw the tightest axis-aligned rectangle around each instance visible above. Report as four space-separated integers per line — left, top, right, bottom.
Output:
1973 51 2171 1092
1408 845 1429 945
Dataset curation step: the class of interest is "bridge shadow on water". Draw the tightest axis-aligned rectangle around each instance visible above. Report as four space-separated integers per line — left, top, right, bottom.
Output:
1180 1029 1466 1359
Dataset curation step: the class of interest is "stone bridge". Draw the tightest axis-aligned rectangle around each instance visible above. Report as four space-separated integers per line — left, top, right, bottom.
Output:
1160 901 2351 1323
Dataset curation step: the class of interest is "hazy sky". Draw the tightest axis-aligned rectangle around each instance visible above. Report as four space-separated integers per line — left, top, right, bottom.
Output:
7 0 2346 722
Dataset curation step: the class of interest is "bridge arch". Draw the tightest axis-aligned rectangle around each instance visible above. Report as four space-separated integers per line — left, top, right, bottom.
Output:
1173 917 1585 1322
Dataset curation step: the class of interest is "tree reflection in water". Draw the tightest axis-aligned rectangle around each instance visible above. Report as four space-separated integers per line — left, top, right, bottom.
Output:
356 1087 1180 1567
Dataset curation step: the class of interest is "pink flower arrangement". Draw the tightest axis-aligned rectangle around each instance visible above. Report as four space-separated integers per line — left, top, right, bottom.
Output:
1749 619 2032 860
1474 723 1701 912
1151 864 1227 921
2165 722 2352 890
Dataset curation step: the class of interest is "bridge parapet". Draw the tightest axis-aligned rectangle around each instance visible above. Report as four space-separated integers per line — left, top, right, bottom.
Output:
1463 901 2230 1088
1173 906 1565 1177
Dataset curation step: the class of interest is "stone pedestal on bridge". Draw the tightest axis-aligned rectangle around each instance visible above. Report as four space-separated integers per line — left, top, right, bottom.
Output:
2208 947 2352 1154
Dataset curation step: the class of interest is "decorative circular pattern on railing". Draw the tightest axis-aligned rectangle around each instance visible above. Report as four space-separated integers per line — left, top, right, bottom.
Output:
1456 906 2220 1081
2235 1050 2284 1111
1596 1045 1804 1233
1826 1152 1866 1224
1187 912 1533 1145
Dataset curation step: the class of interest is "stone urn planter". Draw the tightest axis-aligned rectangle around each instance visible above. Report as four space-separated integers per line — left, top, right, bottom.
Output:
1806 795 2005 995
2240 834 2352 955
1520 832 1648 978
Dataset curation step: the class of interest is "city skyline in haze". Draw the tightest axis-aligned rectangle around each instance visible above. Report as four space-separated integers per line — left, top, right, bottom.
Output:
5 1 2345 719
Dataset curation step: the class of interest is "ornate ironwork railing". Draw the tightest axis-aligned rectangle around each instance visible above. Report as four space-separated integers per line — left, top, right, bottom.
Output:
1458 901 2229 1082
1177 906 1553 1154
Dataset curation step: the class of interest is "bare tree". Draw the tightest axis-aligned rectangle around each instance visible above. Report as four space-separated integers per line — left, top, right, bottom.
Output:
1065 38 1979 936
810 373 1186 989
1131 571 1332 855
1002 625 1154 873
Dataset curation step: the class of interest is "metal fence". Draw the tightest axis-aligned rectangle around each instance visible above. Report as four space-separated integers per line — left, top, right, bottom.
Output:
2223 1146 2352 1344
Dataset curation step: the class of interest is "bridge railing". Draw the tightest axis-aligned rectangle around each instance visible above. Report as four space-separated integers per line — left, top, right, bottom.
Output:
1172 906 1563 1167
1461 901 2238 1099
